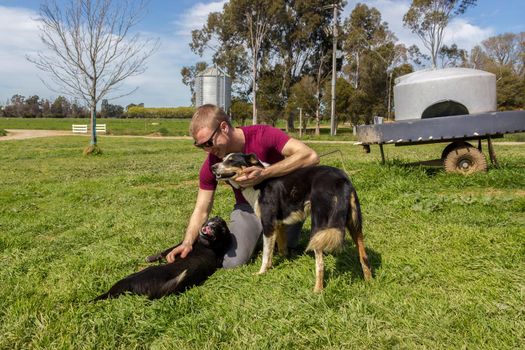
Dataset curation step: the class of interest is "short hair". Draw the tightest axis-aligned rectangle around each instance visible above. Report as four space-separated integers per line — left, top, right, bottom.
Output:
190 104 231 136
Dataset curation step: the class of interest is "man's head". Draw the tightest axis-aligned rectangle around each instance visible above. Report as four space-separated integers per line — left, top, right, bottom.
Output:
190 104 233 158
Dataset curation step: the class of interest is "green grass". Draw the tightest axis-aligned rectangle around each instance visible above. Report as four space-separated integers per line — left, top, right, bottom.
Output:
0 117 359 139
1 117 523 143
0 136 524 349
0 117 192 136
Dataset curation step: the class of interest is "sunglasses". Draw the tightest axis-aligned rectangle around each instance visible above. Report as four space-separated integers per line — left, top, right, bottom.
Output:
194 124 221 149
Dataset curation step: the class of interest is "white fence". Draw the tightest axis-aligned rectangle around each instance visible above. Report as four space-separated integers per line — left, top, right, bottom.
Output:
72 124 106 134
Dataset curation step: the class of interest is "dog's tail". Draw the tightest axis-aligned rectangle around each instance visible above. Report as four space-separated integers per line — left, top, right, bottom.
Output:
306 228 344 253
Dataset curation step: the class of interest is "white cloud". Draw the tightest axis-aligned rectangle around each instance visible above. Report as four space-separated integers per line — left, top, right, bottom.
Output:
112 2 227 107
343 0 494 52
174 1 227 36
0 6 52 103
0 1 499 108
443 18 494 51
0 2 224 107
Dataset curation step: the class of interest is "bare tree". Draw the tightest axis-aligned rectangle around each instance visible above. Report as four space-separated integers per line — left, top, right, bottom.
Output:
28 0 159 152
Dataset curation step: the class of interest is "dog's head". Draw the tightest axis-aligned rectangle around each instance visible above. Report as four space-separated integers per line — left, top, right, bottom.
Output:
211 153 264 181
197 216 232 254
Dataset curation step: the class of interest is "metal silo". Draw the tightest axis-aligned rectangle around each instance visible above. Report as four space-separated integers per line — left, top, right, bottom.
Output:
195 66 231 111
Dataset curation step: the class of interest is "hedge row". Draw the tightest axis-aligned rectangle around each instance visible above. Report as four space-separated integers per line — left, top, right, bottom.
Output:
126 106 194 119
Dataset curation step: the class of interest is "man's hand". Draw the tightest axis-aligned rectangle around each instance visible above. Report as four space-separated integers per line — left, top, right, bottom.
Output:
166 242 193 263
233 166 266 188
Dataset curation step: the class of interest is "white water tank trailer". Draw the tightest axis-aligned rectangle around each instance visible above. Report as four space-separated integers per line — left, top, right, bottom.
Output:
394 68 496 121
356 68 525 174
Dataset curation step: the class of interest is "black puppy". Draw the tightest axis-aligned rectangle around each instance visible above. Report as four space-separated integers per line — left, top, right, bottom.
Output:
93 216 231 300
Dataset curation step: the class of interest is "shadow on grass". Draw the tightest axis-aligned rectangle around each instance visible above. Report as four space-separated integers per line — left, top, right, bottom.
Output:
333 244 382 281
384 158 444 177
250 229 382 282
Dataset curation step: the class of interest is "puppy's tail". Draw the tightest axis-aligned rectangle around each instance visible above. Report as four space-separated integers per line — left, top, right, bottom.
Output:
91 291 112 302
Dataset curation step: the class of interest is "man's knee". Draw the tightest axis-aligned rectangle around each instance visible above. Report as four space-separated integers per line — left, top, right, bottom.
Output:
222 253 251 269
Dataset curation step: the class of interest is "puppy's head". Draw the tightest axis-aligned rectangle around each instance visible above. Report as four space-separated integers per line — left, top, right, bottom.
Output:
211 153 264 181
198 216 232 254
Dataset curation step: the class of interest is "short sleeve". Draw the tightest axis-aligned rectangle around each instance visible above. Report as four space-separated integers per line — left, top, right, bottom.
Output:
259 126 290 154
199 156 218 191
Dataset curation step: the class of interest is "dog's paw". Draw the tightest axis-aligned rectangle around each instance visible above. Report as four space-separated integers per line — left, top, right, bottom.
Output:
313 286 324 293
254 266 271 275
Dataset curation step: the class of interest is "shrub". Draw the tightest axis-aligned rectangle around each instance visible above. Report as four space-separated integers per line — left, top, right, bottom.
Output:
126 106 194 119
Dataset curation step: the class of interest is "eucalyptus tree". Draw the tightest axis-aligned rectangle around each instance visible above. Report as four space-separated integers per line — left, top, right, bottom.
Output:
191 0 342 125
469 32 525 110
272 0 341 133
287 76 319 134
482 32 524 76
342 3 406 122
28 0 159 153
403 0 476 69
438 44 468 68
191 0 278 124
181 61 209 106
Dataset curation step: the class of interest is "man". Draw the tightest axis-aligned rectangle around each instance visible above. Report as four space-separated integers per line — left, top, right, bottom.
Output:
166 104 319 268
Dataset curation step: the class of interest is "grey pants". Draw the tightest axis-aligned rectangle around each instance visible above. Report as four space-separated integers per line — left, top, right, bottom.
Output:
222 203 302 269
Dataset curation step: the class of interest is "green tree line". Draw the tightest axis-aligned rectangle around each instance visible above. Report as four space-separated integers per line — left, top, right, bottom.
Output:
182 0 524 130
1 94 89 118
0 95 195 119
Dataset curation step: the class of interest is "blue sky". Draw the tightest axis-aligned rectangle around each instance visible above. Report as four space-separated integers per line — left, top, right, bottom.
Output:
0 0 523 108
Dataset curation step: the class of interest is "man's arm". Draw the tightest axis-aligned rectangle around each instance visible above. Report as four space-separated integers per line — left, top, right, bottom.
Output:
234 138 319 187
166 188 215 262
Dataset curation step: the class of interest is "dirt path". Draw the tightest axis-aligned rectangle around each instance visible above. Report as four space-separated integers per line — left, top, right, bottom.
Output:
0 129 191 141
0 129 523 145
1 129 74 140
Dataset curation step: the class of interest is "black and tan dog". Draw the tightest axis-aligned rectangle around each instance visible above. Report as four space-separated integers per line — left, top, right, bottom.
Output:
212 153 372 292
93 216 232 300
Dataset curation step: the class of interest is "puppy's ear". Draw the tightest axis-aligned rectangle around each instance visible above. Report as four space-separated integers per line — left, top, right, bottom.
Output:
246 153 262 166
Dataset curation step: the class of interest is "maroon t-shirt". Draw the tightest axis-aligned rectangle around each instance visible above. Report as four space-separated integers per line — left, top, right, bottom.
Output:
199 125 290 204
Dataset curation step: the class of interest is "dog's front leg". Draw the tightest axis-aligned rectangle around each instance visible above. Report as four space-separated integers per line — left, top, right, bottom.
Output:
257 233 276 275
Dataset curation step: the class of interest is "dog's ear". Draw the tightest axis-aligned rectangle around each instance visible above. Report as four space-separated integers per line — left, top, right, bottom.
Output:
246 153 262 166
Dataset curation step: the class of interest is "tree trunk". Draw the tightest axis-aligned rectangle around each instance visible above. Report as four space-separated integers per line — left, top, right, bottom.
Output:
252 61 257 124
90 100 97 145
287 115 295 132
315 109 320 136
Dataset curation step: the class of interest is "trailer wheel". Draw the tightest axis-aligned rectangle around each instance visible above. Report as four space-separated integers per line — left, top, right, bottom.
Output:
444 145 487 174
441 141 474 160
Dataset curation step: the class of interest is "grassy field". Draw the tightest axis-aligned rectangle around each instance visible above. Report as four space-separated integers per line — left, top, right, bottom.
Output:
1 117 524 142
0 117 193 136
0 136 524 349
0 117 357 140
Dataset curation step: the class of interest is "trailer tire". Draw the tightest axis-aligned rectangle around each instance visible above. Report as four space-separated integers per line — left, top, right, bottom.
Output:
441 141 474 160
444 145 487 174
